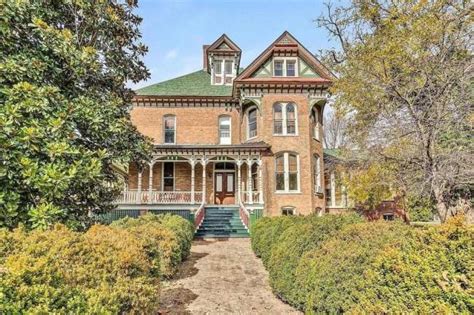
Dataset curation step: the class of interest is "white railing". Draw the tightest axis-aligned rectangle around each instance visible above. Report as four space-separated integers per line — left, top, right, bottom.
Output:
117 190 202 204
240 191 263 204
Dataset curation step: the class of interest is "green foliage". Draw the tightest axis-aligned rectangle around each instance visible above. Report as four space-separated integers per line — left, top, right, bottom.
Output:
0 224 160 313
252 215 473 313
0 0 152 229
250 215 303 266
111 214 194 278
407 195 436 222
266 214 363 306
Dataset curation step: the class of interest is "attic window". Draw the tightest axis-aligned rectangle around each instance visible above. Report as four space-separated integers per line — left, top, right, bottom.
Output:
212 59 234 85
273 58 298 77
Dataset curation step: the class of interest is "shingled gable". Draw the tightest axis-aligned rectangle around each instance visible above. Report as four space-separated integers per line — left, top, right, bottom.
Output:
234 31 336 83
203 34 241 72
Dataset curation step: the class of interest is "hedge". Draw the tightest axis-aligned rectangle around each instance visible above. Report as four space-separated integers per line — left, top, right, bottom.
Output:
0 225 160 314
266 214 362 306
251 214 473 314
110 213 194 278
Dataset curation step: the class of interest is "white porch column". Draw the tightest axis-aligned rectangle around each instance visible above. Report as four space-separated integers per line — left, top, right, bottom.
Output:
330 171 336 207
148 162 153 204
257 158 263 204
190 158 196 204
137 170 142 204
200 158 208 204
236 159 242 204
246 159 253 204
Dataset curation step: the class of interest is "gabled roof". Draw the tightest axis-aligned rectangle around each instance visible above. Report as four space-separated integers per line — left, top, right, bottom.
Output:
235 31 336 82
136 70 233 97
207 34 241 53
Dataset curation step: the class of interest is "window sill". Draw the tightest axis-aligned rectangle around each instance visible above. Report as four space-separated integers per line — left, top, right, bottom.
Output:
273 134 299 137
312 137 321 142
275 191 302 195
246 136 258 141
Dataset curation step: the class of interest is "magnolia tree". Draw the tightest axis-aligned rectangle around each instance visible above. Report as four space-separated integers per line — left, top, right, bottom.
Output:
0 1 152 229
318 0 473 221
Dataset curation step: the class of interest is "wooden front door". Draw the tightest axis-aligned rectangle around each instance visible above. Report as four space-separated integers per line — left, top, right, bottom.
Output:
214 172 235 205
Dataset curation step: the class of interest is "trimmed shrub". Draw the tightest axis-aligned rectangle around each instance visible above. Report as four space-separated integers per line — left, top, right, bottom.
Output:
251 215 302 266
0 224 160 314
353 217 474 314
111 213 193 278
267 214 363 305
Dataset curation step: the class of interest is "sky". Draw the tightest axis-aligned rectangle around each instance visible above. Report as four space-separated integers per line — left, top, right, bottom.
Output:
129 0 339 89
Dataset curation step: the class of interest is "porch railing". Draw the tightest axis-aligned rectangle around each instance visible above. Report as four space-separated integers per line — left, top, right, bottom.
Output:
117 190 203 204
240 191 262 204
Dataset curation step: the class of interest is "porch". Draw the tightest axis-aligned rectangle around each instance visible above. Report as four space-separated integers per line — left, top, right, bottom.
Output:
116 144 269 208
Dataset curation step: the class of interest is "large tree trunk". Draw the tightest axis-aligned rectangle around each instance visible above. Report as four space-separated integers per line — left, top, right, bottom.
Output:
433 186 449 223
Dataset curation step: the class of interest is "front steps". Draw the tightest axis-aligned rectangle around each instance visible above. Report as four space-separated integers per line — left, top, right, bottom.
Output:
195 206 249 238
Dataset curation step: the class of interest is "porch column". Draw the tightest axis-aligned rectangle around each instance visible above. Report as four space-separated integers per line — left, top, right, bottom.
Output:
257 158 263 204
246 159 253 204
236 159 242 204
190 158 196 204
200 158 208 204
148 162 153 204
330 171 336 207
137 170 142 204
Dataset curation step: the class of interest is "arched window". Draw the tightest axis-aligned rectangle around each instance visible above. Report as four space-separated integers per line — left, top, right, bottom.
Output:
247 107 257 139
218 116 231 144
312 107 320 140
163 115 176 144
273 102 297 135
275 152 300 192
314 154 322 193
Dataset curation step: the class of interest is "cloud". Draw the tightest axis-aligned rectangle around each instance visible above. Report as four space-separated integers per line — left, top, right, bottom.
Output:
165 49 178 60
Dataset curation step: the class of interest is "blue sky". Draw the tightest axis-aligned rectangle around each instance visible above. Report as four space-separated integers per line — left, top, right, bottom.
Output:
130 0 338 89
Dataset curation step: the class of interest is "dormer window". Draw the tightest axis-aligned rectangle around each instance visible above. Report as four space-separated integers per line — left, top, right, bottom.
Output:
273 58 298 77
212 59 235 85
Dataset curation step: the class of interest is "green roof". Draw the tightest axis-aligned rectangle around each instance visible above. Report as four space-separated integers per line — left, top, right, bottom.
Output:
136 70 233 97
323 148 342 158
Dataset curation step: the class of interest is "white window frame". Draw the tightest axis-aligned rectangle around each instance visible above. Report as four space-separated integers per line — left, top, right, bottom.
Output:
312 107 321 141
218 115 232 145
247 107 258 140
163 115 176 144
161 162 175 191
211 58 235 86
275 152 300 193
314 154 322 194
273 57 298 77
273 102 298 136
281 206 296 216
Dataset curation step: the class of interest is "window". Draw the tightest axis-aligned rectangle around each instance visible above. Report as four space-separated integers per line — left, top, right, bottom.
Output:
282 207 295 216
273 103 297 135
247 108 257 139
275 152 299 192
251 164 258 191
218 116 231 144
274 60 284 76
163 115 176 144
383 214 395 221
215 162 235 170
286 60 296 76
312 107 321 140
213 59 234 85
314 155 322 194
273 58 298 77
162 162 174 191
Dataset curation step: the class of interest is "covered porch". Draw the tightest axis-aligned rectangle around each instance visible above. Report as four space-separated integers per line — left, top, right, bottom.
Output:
116 144 269 208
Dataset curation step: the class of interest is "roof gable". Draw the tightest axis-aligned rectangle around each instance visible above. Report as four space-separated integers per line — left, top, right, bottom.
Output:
207 34 241 53
235 31 335 82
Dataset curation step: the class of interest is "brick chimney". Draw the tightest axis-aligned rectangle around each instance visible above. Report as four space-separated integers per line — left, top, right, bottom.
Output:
202 45 210 71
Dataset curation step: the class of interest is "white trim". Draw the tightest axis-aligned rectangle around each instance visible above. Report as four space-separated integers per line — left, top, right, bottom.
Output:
273 57 298 77
246 106 258 140
314 154 322 194
273 102 298 136
218 115 232 144
211 58 235 86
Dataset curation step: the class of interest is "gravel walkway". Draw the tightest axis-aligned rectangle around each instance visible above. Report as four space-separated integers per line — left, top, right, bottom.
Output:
159 238 301 315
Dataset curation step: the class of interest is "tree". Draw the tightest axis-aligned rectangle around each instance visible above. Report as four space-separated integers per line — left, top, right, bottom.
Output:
0 1 152 229
318 0 473 222
323 109 348 149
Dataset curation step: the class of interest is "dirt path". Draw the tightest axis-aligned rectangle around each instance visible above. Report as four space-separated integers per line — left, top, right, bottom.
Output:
159 239 301 315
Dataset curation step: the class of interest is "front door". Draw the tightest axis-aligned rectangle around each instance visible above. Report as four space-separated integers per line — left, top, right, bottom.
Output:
214 172 235 204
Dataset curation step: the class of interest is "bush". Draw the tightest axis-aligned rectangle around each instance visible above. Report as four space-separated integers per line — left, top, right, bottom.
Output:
0 224 160 314
267 214 363 306
111 213 194 278
353 217 474 313
251 215 302 266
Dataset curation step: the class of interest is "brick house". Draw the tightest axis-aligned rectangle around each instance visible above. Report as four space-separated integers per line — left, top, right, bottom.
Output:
116 32 351 232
